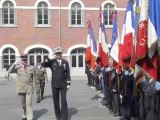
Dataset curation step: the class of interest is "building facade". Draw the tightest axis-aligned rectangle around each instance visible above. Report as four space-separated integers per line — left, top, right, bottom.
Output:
0 0 127 76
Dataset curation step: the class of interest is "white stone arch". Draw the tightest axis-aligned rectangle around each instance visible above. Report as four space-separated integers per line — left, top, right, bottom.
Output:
67 44 86 56
0 0 16 8
35 0 51 8
24 44 52 57
68 0 85 9
101 0 117 10
0 44 20 56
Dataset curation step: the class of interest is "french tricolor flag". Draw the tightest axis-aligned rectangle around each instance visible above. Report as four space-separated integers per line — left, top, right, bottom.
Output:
120 0 134 63
148 0 160 59
98 10 109 67
85 20 97 70
110 11 119 63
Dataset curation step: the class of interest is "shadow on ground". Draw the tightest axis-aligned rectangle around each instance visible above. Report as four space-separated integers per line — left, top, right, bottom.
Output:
68 107 78 120
91 94 101 101
42 94 53 100
33 108 48 120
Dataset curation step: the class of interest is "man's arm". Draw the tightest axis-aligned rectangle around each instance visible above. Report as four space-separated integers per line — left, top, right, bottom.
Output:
41 58 52 68
66 61 71 89
44 68 48 81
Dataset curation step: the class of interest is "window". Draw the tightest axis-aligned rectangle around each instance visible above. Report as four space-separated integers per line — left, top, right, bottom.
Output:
2 1 16 26
36 2 50 27
104 2 115 27
71 48 85 68
28 48 49 66
70 2 84 27
2 48 15 70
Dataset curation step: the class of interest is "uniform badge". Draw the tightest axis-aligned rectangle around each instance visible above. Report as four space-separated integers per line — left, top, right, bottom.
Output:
63 64 66 70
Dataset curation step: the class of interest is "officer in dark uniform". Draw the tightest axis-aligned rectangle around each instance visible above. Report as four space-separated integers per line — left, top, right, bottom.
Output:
41 47 71 120
120 66 134 120
85 63 92 86
105 58 120 116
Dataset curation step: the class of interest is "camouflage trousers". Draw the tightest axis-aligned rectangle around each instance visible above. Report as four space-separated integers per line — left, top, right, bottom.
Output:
35 79 45 100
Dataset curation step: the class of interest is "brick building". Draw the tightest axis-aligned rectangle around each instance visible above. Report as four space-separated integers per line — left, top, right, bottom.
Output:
0 0 127 76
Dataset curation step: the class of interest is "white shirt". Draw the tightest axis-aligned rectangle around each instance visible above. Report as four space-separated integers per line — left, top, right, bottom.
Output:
57 59 62 66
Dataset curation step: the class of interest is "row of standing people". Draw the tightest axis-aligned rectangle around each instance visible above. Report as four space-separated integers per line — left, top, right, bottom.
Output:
85 57 160 120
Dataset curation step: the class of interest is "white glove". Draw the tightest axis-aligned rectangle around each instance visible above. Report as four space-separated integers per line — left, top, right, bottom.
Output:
120 95 123 99
49 55 56 60
105 67 111 72
67 85 70 90
45 59 48 62
14 58 21 65
155 82 160 91
124 70 129 75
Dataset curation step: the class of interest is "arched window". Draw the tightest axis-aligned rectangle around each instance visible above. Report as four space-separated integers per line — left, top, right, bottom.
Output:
70 2 83 27
28 48 49 66
2 47 15 70
104 2 115 27
37 2 50 26
71 48 85 68
2 1 15 25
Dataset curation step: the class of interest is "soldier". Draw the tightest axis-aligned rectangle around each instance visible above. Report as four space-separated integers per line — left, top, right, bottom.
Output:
35 59 48 103
120 66 134 120
106 58 120 116
85 63 92 86
8 55 35 120
41 47 71 120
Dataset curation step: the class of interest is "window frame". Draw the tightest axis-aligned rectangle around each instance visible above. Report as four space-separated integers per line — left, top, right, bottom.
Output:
69 2 84 28
102 1 116 28
70 48 85 68
2 47 16 70
35 1 51 28
0 0 17 27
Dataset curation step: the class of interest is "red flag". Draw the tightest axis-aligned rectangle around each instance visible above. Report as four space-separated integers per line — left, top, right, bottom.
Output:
120 0 134 66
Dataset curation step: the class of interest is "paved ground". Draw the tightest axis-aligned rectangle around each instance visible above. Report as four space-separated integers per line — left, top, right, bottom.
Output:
0 76 120 120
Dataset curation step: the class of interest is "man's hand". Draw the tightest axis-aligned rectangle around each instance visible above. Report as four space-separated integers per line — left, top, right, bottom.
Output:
14 58 21 65
45 59 48 62
67 85 70 90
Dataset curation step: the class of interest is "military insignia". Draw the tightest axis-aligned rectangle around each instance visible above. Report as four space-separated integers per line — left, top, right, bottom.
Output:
63 64 66 70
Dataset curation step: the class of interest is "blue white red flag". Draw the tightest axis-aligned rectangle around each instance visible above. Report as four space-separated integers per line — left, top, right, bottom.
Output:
120 0 134 66
110 11 119 63
85 20 97 70
148 0 160 59
98 10 109 67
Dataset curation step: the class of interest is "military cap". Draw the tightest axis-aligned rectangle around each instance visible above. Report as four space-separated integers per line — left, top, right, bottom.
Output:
20 54 27 60
54 47 63 54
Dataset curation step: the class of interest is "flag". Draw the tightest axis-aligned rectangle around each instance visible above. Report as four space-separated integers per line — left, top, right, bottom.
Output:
130 0 141 68
98 10 109 67
120 0 134 65
135 0 158 85
85 22 91 64
148 0 160 80
110 11 119 63
148 0 160 59
85 20 97 70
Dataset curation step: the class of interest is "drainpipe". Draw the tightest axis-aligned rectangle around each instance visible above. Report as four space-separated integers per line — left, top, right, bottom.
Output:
59 0 61 47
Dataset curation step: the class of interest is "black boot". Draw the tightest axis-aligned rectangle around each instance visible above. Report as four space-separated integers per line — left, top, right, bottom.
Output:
36 98 41 103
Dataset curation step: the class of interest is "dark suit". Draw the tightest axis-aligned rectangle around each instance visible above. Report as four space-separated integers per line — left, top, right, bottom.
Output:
42 58 71 120
120 71 134 119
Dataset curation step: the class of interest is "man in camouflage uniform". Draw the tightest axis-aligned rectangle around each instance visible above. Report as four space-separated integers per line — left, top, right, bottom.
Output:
8 55 35 120
35 59 48 103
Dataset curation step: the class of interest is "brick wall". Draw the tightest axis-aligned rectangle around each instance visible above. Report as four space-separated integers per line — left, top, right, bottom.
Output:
0 0 127 54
